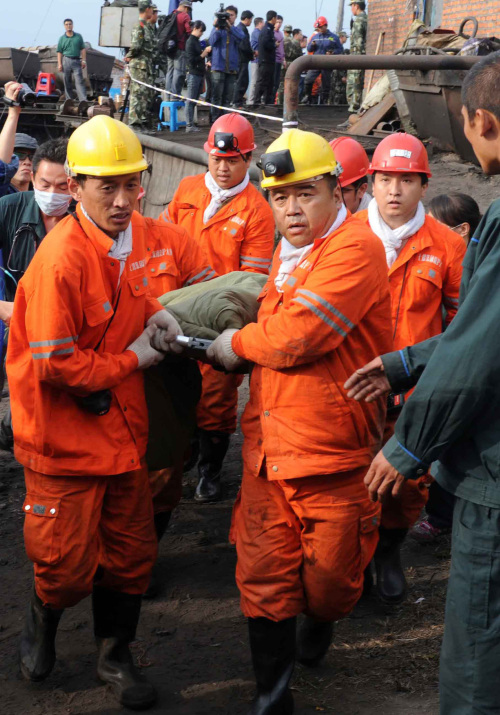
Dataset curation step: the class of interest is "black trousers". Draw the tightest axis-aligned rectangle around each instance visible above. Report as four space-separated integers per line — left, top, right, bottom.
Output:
425 480 455 530
233 61 249 105
255 61 275 105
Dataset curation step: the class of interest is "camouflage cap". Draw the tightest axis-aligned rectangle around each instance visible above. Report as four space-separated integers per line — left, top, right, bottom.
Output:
339 30 349 37
284 24 292 32
138 0 153 10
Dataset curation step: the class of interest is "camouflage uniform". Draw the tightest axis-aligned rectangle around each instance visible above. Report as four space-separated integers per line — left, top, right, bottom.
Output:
126 16 157 128
277 37 303 105
329 48 348 106
346 10 367 113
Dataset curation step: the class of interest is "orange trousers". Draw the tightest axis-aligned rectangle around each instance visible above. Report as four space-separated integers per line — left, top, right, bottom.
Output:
196 362 243 433
381 412 429 530
231 465 381 623
23 463 157 610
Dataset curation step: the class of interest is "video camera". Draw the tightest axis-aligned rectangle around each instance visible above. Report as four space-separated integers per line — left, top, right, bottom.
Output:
1 83 36 108
215 3 230 29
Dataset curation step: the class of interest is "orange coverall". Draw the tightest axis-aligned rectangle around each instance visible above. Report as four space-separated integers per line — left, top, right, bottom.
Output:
144 219 217 513
229 214 393 622
163 173 275 434
357 210 466 528
7 206 163 609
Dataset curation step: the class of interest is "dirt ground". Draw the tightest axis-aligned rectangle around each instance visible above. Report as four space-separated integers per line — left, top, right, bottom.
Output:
1 152 499 715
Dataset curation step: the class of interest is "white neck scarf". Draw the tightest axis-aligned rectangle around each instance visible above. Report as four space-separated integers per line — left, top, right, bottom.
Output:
203 171 250 224
274 204 347 293
367 198 426 268
81 204 133 285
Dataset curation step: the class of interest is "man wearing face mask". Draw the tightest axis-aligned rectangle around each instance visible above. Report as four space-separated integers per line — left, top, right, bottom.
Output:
0 138 71 452
0 138 71 327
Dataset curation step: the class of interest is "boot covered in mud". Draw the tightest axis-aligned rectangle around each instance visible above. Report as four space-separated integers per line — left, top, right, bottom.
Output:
20 587 64 681
296 616 333 667
374 527 408 604
143 510 172 600
194 429 230 503
248 616 296 715
93 586 157 710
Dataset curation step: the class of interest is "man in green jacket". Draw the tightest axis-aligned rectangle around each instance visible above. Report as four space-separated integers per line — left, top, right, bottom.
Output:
344 51 500 713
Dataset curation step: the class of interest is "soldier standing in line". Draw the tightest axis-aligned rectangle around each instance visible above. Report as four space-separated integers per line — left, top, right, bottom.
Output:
329 30 348 106
125 0 157 131
346 1 367 113
277 26 303 105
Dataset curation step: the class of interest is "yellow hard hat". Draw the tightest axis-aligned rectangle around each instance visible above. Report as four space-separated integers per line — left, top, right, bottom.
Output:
260 129 341 189
66 115 148 177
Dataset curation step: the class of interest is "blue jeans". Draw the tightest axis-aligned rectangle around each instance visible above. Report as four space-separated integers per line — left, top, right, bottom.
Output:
62 56 87 101
186 73 203 126
166 50 186 97
210 71 237 122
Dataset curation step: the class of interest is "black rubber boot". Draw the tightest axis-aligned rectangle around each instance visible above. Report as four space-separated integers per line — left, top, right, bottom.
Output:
194 430 230 503
374 527 408 604
143 511 172 600
296 617 333 667
248 616 296 715
93 586 157 710
19 588 64 681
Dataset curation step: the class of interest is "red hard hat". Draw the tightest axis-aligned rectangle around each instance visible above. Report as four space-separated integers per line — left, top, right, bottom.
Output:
204 113 257 157
369 133 432 177
329 136 370 187
314 16 328 28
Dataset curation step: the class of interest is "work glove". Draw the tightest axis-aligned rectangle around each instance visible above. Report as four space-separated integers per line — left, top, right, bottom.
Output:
151 328 185 354
206 329 244 372
127 325 165 369
147 309 183 353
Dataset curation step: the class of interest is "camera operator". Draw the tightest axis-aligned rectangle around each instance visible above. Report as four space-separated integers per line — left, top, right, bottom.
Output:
0 82 39 199
208 4 244 121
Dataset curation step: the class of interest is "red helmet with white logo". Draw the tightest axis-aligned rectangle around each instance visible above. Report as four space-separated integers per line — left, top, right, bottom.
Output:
314 15 328 28
329 136 370 187
369 133 432 177
204 113 257 157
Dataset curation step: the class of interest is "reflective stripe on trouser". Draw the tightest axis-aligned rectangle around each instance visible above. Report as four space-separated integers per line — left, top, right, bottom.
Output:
196 362 243 433
440 497 500 714
381 411 429 529
23 462 157 609
231 465 381 622
149 460 184 515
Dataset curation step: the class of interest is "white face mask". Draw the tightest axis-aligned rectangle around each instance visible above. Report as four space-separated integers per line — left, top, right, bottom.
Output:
34 188 72 217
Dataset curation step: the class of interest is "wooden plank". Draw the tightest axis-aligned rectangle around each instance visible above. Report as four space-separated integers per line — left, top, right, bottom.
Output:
348 92 396 136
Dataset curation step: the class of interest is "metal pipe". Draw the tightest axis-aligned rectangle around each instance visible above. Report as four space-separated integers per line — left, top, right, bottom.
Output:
283 53 479 129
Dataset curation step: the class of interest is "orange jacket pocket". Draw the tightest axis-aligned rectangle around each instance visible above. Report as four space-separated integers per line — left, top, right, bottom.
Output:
23 493 62 566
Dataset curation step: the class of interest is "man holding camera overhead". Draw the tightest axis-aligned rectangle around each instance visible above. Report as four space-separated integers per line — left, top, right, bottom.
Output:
0 82 39 199
208 5 244 121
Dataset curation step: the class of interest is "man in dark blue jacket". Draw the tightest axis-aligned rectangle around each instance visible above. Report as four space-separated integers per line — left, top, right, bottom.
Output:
247 16 263 104
254 10 277 105
344 51 500 715
232 10 254 107
302 16 342 104
208 5 244 121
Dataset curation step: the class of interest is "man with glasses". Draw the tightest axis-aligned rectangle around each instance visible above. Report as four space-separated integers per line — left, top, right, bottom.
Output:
0 82 39 199
0 138 71 450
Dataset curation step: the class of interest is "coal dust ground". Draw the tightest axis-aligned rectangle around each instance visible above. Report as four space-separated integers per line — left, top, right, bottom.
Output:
1 156 500 714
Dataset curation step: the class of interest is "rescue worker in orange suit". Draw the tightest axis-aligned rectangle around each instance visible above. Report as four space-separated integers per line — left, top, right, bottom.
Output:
205 130 393 714
162 113 275 503
356 133 466 603
329 136 372 213
8 116 184 711
143 222 217 598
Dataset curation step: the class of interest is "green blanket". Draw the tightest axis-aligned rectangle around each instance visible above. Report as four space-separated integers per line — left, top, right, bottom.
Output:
159 271 268 339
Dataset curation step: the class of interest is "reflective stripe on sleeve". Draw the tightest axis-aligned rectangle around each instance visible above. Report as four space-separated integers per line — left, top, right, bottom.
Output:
240 255 272 265
185 266 213 286
29 336 78 348
295 288 355 331
293 296 348 337
32 346 75 360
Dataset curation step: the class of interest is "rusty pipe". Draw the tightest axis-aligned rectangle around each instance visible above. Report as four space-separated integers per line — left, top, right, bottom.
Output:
283 53 479 129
